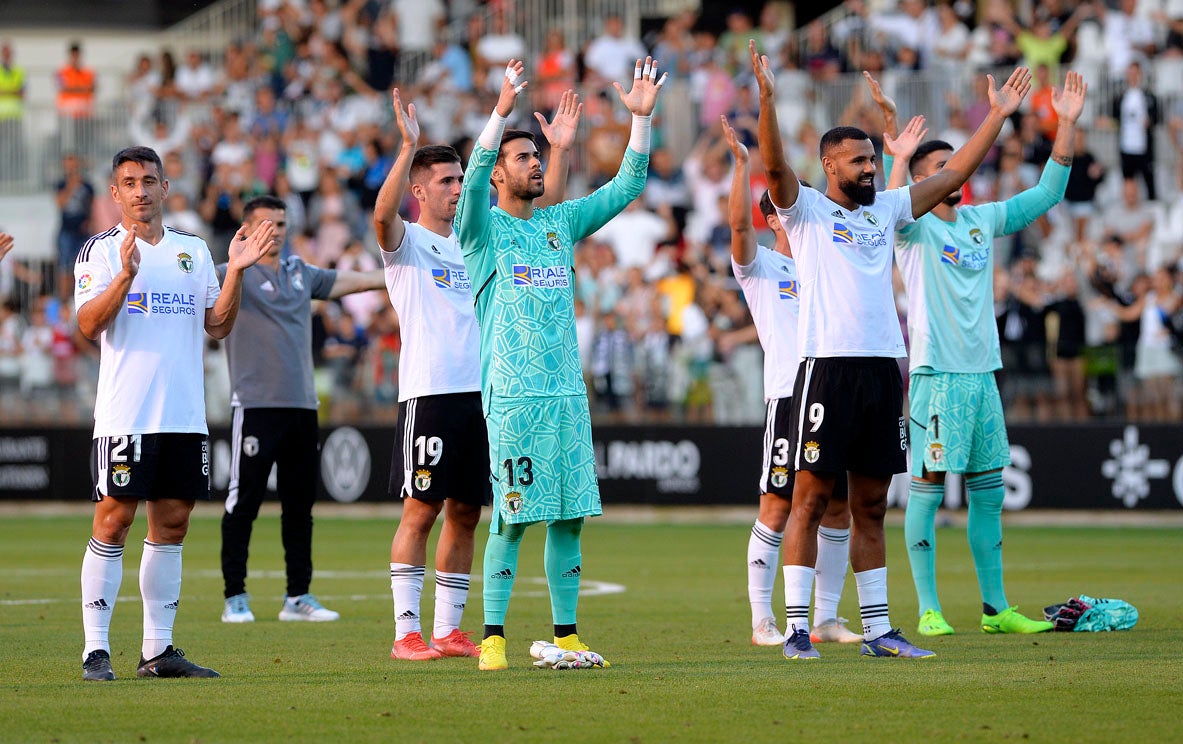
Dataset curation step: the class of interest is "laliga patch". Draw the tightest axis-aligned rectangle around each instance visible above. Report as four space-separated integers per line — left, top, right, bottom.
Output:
770 466 789 488
803 441 820 464
505 491 524 514
77 272 93 291
414 468 432 491
111 464 131 488
176 252 194 273
243 436 260 457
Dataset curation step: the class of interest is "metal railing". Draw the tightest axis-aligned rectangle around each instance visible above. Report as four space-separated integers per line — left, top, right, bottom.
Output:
162 0 258 58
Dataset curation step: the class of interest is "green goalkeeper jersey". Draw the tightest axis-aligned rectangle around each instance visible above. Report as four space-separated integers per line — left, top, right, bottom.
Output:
456 143 649 410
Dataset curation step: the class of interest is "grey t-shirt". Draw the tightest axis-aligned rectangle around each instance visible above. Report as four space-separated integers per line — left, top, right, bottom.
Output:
218 256 337 409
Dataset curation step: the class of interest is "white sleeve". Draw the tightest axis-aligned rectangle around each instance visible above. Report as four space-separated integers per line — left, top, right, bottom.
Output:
74 240 113 310
203 244 221 307
891 186 916 228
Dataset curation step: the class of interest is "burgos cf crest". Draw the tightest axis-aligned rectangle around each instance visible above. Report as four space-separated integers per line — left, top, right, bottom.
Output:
969 228 985 245
862 211 879 227
176 252 194 273
803 441 821 464
546 231 563 251
771 466 790 488
414 469 432 491
941 245 960 265
505 491 524 514
778 280 798 300
111 464 131 487
927 442 945 464
832 223 853 244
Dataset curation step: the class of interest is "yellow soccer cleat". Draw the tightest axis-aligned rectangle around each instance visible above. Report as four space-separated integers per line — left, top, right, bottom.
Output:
478 635 508 671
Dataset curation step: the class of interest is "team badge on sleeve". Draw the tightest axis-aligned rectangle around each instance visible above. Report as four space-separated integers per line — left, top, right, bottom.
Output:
176 252 194 273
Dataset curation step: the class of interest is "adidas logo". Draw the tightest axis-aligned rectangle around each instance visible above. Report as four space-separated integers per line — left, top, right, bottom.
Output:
490 568 513 580
452 604 465 610
84 598 111 611
397 610 418 620
994 540 1003 549
911 539 933 551
831 210 844 217
164 600 179 610
561 565 581 578
749 558 770 568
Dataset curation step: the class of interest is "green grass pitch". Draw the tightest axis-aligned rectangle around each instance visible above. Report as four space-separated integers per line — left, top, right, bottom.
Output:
1 508 1180 743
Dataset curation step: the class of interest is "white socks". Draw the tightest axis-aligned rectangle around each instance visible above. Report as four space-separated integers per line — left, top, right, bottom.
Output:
433 571 471 639
390 563 425 640
747 520 782 626
813 526 850 625
81 538 124 659
140 541 183 660
782 564 815 635
855 567 891 640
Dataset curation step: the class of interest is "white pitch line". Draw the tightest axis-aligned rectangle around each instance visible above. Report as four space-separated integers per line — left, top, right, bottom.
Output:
1 577 626 606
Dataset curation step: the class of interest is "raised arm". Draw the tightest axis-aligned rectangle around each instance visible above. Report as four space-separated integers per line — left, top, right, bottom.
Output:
205 219 277 338
883 115 928 190
455 59 526 256
536 89 582 207
751 39 798 209
864 71 899 144
373 88 419 252
909 67 1032 218
565 57 667 239
0 232 11 264
78 227 138 340
999 70 1087 235
722 116 757 267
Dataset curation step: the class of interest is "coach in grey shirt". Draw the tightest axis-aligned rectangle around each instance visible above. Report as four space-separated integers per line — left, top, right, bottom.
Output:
218 195 385 624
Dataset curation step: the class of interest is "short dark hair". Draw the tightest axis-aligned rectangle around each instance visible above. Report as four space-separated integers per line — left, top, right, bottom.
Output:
819 126 870 158
909 139 954 177
410 145 461 183
242 195 287 221
758 190 776 220
111 146 163 178
496 130 538 166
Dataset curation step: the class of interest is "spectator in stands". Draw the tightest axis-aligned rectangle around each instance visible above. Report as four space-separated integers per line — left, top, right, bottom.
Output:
990 1 1089 82
55 41 96 119
50 300 79 421
718 9 757 75
1047 270 1089 420
583 14 647 89
0 298 21 422
1104 61 1160 202
0 40 25 122
1065 129 1107 241
1101 0 1157 79
1101 180 1155 255
755 2 791 67
474 10 526 92
392 0 444 54
19 296 54 420
683 128 732 245
176 50 216 102
537 29 576 113
652 11 696 80
54 153 94 300
1108 265 1183 420
308 166 361 265
593 198 676 272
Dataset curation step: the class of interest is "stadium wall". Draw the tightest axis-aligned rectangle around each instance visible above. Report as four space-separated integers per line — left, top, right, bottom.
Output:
1 423 1182 510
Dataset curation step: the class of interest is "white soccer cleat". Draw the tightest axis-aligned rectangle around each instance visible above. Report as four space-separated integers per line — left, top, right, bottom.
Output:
529 640 604 670
810 617 863 643
278 594 340 622
751 617 785 646
222 593 255 623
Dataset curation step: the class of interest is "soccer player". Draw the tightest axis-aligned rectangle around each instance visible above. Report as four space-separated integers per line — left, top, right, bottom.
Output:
455 57 666 671
752 39 1032 660
76 145 275 680
868 70 1086 636
722 117 861 646
376 87 580 660
218 194 386 624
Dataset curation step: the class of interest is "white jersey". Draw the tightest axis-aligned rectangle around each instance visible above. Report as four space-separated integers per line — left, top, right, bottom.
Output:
380 221 481 401
74 224 221 437
775 185 914 358
732 245 800 400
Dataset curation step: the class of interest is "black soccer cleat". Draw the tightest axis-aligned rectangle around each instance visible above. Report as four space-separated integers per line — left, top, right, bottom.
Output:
82 649 116 681
136 646 221 678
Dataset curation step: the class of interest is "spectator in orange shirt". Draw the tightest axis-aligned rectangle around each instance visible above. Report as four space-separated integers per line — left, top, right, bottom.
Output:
55 42 96 118
1029 64 1059 142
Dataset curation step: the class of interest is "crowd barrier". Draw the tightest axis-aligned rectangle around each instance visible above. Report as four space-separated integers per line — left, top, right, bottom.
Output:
3 423 1181 510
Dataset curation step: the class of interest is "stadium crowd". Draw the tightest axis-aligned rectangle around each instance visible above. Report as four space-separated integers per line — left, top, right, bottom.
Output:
1 0 1181 427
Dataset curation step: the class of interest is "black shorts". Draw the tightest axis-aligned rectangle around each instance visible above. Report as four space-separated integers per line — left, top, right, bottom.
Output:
788 357 907 477
389 392 492 506
228 407 319 510
759 396 849 499
90 433 210 502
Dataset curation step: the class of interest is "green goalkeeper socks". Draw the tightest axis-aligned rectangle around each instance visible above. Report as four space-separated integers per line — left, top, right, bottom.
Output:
483 522 526 627
544 518 583 626
966 472 1008 613
905 479 945 615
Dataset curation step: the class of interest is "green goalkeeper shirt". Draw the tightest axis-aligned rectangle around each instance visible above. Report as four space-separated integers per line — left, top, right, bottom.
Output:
456 143 649 410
